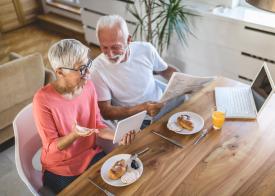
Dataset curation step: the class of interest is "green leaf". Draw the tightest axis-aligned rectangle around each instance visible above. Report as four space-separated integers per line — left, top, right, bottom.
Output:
127 0 197 55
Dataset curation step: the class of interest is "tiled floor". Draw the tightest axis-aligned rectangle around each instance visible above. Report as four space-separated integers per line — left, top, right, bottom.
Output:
0 146 32 196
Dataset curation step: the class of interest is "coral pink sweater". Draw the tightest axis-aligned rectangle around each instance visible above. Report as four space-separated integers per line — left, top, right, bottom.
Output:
33 81 107 176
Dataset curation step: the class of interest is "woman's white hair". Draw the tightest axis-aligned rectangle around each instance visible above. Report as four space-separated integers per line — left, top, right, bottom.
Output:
96 15 129 42
48 39 90 70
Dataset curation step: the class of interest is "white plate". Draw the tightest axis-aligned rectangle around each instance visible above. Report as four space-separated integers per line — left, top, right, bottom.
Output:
101 154 143 187
167 111 204 135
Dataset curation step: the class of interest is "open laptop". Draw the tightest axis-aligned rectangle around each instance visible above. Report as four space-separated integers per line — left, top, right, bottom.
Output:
215 62 275 119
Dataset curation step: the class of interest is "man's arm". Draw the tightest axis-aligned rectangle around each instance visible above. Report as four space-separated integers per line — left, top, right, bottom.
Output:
98 100 146 120
154 65 177 80
98 100 164 120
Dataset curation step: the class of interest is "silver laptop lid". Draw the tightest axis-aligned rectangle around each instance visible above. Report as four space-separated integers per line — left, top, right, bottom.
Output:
251 63 274 112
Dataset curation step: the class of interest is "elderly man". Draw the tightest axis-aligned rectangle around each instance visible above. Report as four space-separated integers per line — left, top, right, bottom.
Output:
91 15 178 124
33 39 135 193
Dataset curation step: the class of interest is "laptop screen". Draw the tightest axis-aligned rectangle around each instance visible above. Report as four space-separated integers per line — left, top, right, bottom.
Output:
251 67 273 112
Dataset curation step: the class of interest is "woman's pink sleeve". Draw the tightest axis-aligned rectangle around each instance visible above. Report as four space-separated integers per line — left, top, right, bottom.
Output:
33 93 62 153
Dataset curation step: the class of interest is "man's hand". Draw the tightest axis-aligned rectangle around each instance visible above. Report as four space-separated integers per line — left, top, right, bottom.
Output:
119 130 136 145
145 101 165 117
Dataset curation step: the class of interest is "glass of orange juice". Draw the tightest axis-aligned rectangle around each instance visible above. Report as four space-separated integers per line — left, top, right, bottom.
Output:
212 106 226 130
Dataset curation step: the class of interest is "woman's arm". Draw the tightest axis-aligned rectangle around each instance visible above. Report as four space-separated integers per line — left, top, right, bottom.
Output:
56 131 79 150
97 127 115 140
56 121 98 151
97 127 135 145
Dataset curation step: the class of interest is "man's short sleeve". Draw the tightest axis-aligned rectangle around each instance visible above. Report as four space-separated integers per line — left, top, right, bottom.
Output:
90 70 112 101
149 43 168 72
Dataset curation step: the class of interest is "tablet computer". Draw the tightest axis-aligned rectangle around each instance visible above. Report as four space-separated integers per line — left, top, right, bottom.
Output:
113 110 147 144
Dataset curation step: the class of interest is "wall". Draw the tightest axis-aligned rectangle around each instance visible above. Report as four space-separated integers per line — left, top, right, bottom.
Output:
164 3 275 84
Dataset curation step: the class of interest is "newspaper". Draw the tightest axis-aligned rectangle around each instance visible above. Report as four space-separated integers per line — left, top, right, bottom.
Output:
160 72 216 102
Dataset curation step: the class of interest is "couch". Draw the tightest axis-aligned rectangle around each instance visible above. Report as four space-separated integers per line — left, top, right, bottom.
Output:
0 53 55 150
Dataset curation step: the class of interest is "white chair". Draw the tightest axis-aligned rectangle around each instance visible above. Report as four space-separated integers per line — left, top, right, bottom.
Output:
13 103 116 195
13 103 42 196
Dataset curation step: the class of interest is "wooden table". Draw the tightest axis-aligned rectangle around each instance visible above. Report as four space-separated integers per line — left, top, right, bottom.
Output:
59 77 275 196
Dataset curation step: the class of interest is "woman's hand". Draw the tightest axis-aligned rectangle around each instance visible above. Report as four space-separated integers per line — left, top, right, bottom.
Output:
119 130 136 145
57 121 99 150
73 121 99 137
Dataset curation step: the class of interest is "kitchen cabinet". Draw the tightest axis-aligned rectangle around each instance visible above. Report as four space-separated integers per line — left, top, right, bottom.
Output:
0 0 40 32
166 7 275 84
79 0 136 45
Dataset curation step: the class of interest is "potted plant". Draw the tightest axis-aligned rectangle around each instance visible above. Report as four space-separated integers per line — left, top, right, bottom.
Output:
128 0 196 56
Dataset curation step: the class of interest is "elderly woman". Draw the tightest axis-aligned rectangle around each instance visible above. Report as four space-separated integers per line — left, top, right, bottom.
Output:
33 39 135 194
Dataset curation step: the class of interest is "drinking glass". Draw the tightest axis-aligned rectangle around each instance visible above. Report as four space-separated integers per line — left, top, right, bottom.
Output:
212 106 226 130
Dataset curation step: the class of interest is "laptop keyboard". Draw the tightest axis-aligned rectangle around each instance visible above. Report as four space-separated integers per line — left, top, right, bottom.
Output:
215 87 256 118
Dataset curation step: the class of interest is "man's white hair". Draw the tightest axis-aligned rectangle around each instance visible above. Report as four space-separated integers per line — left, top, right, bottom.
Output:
96 15 129 42
48 39 90 70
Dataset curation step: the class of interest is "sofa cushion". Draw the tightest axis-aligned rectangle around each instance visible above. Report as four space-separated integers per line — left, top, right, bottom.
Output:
0 125 14 145
0 98 32 130
0 53 45 129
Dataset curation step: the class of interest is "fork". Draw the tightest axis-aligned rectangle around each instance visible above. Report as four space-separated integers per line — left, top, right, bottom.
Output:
193 128 208 145
130 147 150 160
88 177 115 196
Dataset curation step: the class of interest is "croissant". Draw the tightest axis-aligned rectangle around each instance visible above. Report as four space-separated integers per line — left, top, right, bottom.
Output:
108 159 127 180
177 116 193 131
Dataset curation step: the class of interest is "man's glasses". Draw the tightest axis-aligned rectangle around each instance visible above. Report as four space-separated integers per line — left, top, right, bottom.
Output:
59 59 93 76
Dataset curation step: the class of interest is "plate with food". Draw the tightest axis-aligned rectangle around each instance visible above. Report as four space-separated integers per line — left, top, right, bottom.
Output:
167 111 204 134
101 154 143 187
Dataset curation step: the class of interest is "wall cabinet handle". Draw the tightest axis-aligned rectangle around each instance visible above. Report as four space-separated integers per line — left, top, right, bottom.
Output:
241 52 275 64
238 75 253 82
244 26 275 37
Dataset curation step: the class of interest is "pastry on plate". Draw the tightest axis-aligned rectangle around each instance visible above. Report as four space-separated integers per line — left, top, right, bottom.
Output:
177 115 193 131
108 159 127 180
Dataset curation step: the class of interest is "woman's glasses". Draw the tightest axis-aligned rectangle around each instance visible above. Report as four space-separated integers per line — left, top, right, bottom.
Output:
59 59 93 76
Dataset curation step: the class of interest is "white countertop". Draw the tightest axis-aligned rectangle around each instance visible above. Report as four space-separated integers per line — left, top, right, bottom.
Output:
184 1 275 32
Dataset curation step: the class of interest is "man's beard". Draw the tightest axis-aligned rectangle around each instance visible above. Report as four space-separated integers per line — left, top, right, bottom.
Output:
103 53 125 65
103 46 129 65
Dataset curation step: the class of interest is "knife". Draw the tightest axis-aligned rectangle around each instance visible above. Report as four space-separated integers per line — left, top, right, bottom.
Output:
193 128 208 145
88 177 115 196
151 130 184 148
